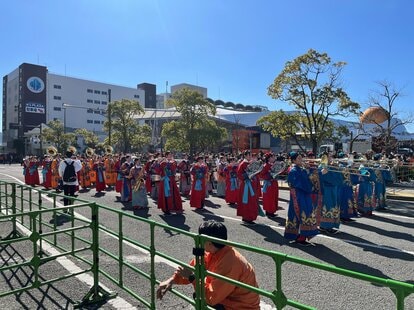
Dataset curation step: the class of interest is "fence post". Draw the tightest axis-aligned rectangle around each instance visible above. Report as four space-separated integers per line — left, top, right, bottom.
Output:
75 203 117 308
4 183 22 240
193 234 206 309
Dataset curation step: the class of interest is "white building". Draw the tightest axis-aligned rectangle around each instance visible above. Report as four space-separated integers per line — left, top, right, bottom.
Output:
2 63 156 153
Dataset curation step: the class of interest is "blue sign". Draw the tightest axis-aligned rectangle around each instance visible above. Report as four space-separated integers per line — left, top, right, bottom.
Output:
27 76 45 93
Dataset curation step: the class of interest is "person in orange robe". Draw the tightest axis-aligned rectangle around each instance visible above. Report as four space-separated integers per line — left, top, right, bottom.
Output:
157 220 260 310
50 155 61 191
104 155 116 187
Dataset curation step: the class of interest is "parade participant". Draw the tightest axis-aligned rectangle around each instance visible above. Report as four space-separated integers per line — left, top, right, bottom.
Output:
177 153 192 196
129 157 148 209
372 154 392 211
338 163 359 222
259 153 279 218
224 157 239 205
150 154 162 199
27 156 40 186
215 156 227 198
205 156 214 196
236 151 260 225
115 155 125 193
93 156 107 193
157 220 260 310
284 152 319 246
356 164 375 216
41 155 53 189
78 157 92 190
156 152 183 215
58 151 82 211
88 156 97 186
50 154 62 192
190 155 208 210
120 155 133 202
318 157 343 234
144 154 155 195
104 155 117 189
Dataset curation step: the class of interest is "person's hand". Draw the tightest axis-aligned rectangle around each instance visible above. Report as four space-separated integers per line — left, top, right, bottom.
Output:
321 168 328 175
176 266 193 278
156 278 173 300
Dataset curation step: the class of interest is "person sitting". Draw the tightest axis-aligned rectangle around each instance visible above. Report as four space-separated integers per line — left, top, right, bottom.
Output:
157 220 260 309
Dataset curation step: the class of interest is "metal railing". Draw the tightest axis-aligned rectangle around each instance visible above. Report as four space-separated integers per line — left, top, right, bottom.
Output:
0 180 413 309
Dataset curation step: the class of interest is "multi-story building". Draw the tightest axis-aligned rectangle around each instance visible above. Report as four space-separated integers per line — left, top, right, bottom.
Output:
171 83 207 98
2 63 154 153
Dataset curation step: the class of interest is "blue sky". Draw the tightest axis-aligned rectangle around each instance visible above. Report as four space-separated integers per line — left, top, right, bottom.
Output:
1 0 413 131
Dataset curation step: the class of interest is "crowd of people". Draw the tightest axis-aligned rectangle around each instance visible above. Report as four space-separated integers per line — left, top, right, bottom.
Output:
21 148 402 244
19 148 411 308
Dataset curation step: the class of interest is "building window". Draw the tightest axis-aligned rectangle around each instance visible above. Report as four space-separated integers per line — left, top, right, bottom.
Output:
54 84 62 89
87 120 93 124
53 96 61 100
94 100 100 104
101 121 105 124
102 91 107 95
94 90 101 94
87 109 93 113
87 99 93 103
94 120 100 124
101 101 107 105
54 107 62 111
87 89 93 93
134 94 140 98
94 110 100 114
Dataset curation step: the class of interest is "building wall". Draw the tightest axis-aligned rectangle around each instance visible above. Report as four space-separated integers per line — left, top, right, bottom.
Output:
47 73 144 135
171 83 207 98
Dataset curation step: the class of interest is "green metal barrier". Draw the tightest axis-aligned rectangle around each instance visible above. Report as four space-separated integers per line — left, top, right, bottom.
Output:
0 180 413 309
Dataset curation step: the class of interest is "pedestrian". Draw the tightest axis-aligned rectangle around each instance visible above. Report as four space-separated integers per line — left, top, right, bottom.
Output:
157 220 260 310
58 151 82 212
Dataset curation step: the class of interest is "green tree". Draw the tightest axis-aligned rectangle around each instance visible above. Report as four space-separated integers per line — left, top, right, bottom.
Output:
263 49 360 154
103 99 150 153
42 120 76 153
74 128 99 148
365 81 413 155
162 88 226 154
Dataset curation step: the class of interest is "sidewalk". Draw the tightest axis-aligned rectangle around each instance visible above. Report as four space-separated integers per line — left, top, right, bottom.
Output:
277 181 414 201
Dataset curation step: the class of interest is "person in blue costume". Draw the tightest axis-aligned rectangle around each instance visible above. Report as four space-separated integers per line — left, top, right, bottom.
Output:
372 154 393 211
338 164 360 222
357 165 375 216
284 152 318 246
318 160 344 234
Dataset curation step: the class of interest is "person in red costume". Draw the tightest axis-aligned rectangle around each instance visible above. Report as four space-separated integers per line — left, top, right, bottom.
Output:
259 153 279 218
224 157 239 205
237 151 260 225
157 220 260 310
156 152 183 215
190 156 208 209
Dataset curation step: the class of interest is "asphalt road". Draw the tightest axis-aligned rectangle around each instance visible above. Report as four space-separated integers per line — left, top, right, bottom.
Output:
0 164 413 310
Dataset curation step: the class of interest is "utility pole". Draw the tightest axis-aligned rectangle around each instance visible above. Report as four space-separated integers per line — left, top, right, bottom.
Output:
108 89 112 146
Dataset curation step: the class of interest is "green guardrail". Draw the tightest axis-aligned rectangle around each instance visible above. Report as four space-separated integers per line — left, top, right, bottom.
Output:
0 180 413 309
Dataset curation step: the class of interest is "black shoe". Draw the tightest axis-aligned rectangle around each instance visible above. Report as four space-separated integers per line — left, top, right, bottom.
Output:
341 217 353 222
242 220 256 225
376 207 388 211
266 212 276 218
163 211 172 216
